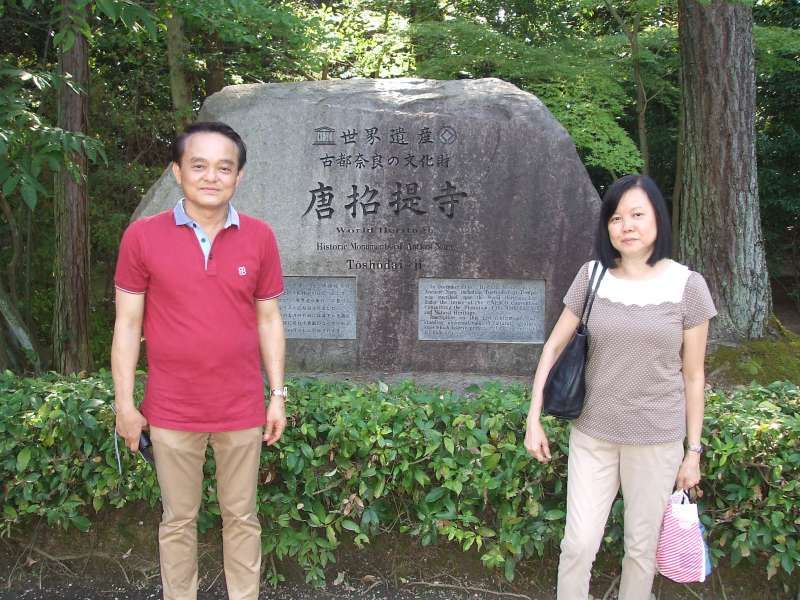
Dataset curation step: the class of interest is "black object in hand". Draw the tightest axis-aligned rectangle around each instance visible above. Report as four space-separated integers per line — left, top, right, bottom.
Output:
139 430 155 466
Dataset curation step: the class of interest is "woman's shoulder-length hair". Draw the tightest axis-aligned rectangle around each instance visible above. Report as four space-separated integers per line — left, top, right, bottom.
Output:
594 174 672 269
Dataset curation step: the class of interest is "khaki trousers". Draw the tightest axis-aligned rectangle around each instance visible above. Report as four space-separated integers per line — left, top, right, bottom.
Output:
557 427 684 600
150 426 263 600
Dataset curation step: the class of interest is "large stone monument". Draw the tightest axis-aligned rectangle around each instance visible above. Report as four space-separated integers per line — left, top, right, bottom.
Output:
135 78 599 375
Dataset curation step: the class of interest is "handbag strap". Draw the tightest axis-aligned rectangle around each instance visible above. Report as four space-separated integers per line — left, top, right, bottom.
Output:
579 261 608 326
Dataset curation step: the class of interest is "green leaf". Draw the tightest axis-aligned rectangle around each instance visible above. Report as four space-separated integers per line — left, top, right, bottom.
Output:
2 173 20 196
80 412 97 429
61 30 76 53
504 558 516 582
3 505 18 520
780 553 794 574
95 0 119 21
444 437 455 454
425 487 446 503
341 519 360 532
482 453 501 469
20 184 37 210
544 509 565 521
71 515 91 531
16 447 31 472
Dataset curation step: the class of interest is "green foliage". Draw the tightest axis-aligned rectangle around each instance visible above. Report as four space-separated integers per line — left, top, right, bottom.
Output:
175 0 318 83
1 372 798 586
754 24 800 300
702 382 800 578
308 0 414 79
0 66 107 211
0 371 158 538
4 0 800 372
414 18 643 176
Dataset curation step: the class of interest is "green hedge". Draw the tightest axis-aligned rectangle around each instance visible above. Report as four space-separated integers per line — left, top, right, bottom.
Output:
0 371 798 585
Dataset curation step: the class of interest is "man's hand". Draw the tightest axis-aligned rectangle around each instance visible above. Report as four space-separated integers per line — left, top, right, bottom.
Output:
116 405 148 452
675 452 701 490
263 396 286 445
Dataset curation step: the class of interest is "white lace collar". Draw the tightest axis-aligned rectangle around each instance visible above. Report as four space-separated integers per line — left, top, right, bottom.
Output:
591 259 690 306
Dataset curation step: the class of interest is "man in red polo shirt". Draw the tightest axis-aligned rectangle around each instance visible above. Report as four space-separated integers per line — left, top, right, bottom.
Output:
112 121 286 600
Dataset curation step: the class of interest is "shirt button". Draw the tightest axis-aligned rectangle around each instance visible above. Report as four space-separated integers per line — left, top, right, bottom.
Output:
201 238 206 243
192 223 197 228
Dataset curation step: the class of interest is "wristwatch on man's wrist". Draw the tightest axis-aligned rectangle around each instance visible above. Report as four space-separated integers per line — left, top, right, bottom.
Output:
270 386 288 400
687 443 703 455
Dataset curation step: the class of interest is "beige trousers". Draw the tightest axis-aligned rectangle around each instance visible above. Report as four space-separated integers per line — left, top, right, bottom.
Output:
150 425 263 600
557 427 684 600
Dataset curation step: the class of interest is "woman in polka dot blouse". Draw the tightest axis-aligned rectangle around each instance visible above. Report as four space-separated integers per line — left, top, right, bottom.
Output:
524 174 717 600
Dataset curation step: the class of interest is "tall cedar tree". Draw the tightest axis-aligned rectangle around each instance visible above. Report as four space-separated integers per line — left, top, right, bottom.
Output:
676 0 771 340
53 0 92 372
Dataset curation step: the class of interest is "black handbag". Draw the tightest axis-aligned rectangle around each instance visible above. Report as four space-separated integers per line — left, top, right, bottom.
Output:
542 261 607 420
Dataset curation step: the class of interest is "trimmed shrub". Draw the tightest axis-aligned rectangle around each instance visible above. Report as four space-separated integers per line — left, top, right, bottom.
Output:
0 371 797 585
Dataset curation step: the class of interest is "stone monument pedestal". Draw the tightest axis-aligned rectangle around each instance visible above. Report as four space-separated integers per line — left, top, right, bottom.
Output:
136 78 599 375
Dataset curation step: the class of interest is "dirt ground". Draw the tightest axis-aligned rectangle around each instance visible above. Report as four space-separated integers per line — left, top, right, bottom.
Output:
1 501 797 600
773 283 800 334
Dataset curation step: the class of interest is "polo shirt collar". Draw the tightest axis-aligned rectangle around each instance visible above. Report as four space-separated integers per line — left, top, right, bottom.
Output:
173 199 240 228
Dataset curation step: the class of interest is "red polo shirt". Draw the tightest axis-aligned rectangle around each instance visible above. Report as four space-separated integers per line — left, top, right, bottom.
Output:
114 209 283 431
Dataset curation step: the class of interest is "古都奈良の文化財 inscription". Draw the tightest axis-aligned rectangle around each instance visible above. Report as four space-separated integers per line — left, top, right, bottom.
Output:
305 124 466 222
418 278 545 343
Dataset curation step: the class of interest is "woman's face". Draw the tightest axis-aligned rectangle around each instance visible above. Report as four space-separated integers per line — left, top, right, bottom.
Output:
607 187 658 261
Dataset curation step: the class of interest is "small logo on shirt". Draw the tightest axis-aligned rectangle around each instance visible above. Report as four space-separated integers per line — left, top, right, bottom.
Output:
238 266 247 276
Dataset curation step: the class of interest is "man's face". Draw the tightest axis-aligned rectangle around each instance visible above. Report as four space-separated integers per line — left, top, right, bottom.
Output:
171 131 243 211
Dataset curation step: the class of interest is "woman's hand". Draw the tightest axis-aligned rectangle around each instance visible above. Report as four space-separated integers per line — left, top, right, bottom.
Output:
675 452 701 490
524 417 551 463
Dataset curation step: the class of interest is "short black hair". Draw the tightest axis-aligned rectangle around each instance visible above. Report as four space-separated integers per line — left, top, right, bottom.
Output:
171 121 247 170
595 174 672 268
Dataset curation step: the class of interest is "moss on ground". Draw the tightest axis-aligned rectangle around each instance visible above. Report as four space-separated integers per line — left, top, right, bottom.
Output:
707 321 800 386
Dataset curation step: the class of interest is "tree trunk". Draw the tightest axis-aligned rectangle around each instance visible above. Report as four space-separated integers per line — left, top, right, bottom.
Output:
677 0 771 340
631 28 650 175
0 327 13 371
166 9 192 130
0 269 41 373
53 0 91 374
672 74 684 245
370 1 393 78
206 32 226 97
0 192 21 305
605 4 649 174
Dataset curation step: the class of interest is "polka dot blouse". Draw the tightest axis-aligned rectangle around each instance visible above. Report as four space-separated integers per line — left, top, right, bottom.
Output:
563 260 717 445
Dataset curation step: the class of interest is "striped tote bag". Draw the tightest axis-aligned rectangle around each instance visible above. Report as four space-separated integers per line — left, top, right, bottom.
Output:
656 491 712 583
